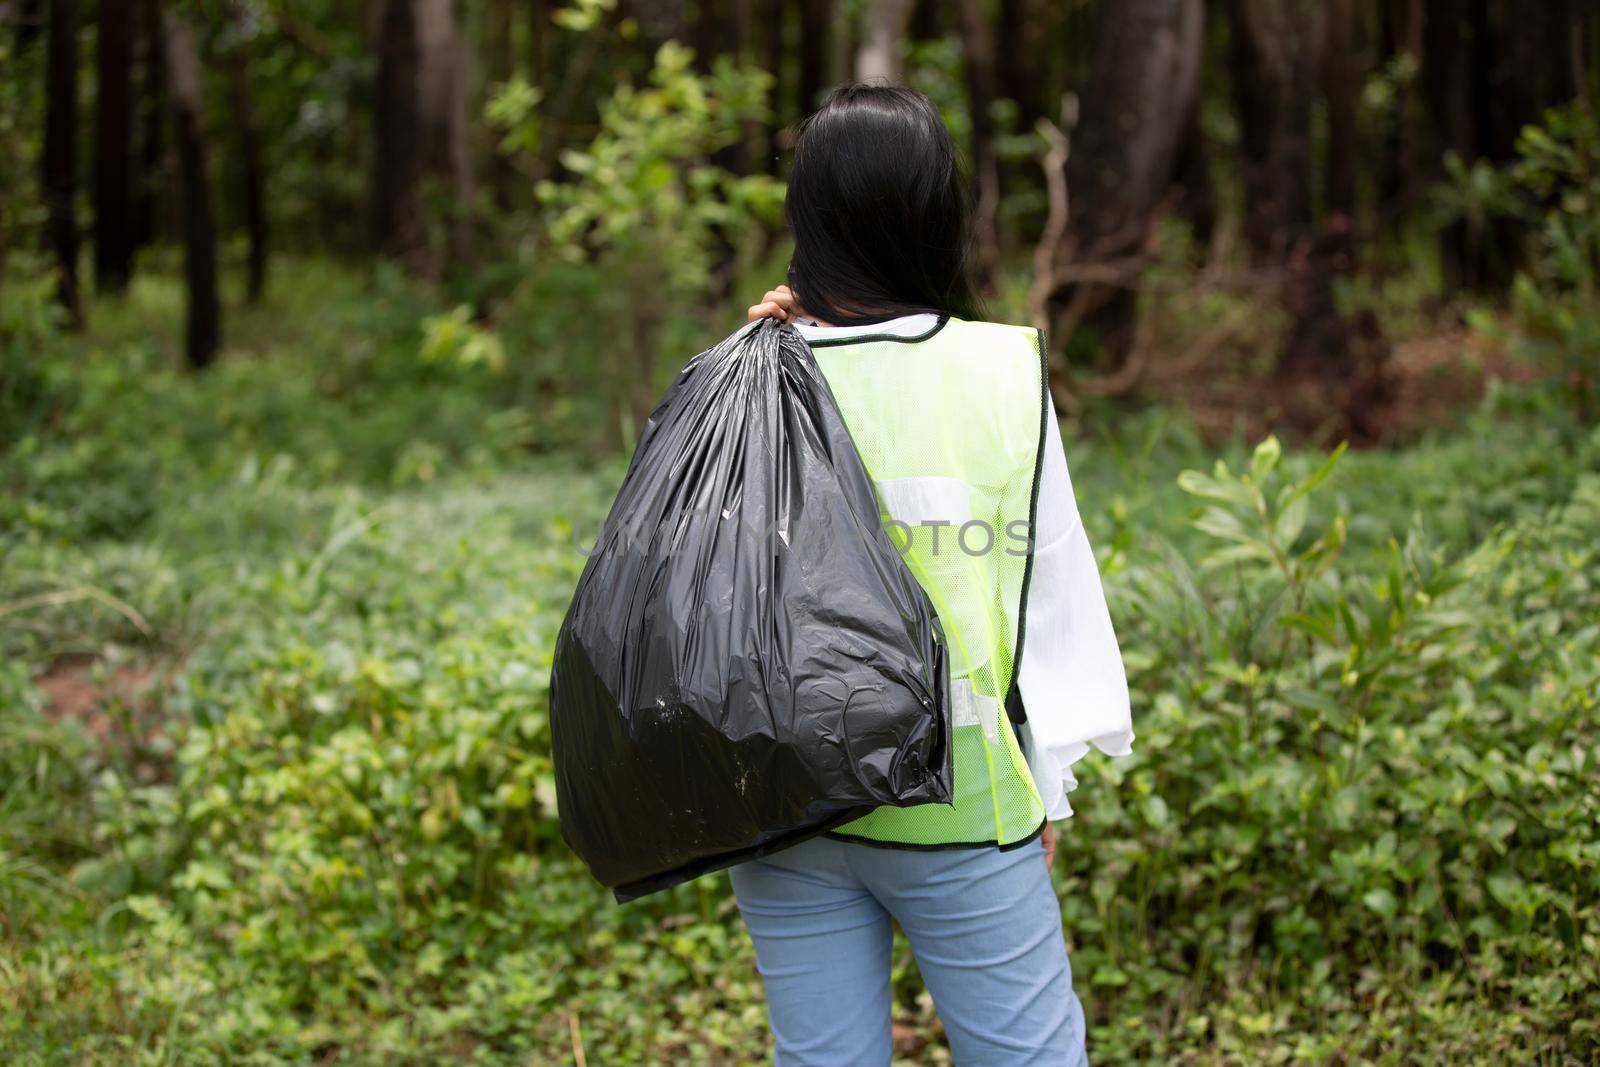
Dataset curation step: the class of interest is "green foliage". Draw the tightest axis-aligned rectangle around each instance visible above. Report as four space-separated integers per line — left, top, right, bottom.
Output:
551 0 617 33
495 41 785 442
1500 105 1600 421
420 305 508 373
536 42 782 299
1 251 69 450
1080 426 1600 1062
4 264 1600 1062
1460 104 1600 422
483 76 543 158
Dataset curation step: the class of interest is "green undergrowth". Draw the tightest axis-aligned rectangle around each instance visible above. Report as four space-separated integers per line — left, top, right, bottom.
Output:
2 263 1597 1064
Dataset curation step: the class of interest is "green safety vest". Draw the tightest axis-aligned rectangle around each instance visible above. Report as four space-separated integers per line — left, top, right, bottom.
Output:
811 316 1049 849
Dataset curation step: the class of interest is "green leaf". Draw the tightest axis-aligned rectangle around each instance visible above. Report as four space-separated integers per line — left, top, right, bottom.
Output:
1177 469 1254 507
1194 505 1260 545
1362 888 1397 917
1250 435 1282 484
1281 441 1348 506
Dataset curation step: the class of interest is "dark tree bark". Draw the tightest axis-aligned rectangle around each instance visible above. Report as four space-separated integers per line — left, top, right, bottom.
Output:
910 0 942 40
1171 102 1216 252
1487 0 1578 160
1375 0 1427 223
956 0 1002 287
727 0 757 174
94 0 135 293
227 37 267 302
763 0 786 171
1322 0 1360 225
134 0 166 250
373 0 427 270
692 0 717 71
1419 0 1551 293
1423 0 1490 290
486 0 515 208
14 0 43 51
997 0 1040 127
228 56 265 302
1038 0 1205 373
1229 0 1325 264
517 0 550 192
163 7 220 369
1419 0 1579 291
828 0 853 86
1226 0 1391 400
417 0 477 269
526 0 549 84
42 0 82 326
689 0 756 174
798 0 828 112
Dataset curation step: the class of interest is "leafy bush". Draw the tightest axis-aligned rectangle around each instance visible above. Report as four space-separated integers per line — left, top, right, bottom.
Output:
1465 104 1600 423
1076 432 1600 1061
510 41 783 443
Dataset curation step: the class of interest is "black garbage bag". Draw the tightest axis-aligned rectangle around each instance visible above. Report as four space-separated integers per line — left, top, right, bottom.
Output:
551 318 951 902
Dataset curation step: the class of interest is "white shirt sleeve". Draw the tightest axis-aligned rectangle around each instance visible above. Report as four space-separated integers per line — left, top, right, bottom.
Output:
1017 409 1135 820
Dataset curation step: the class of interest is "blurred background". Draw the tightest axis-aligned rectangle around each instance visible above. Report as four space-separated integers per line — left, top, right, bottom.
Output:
2 1 1599 1064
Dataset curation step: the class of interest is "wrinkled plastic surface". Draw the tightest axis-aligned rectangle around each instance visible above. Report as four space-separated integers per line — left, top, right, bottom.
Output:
551 319 951 902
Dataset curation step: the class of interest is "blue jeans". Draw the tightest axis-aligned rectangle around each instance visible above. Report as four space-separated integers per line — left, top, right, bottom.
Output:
729 834 1087 1066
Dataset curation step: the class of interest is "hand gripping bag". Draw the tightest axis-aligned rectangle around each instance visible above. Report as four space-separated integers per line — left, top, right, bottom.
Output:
551 319 951 901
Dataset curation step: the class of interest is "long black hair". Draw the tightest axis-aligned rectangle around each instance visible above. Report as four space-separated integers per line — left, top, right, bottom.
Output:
786 84 985 326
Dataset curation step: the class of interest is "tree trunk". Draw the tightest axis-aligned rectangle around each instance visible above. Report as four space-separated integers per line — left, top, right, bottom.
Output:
94 0 135 293
798 0 829 112
763 0 785 171
1422 0 1513 292
526 0 549 84
732 0 760 174
227 13 267 302
855 0 915 83
829 0 854 87
486 0 515 208
14 0 44 51
373 0 427 270
693 0 718 71
1040 0 1205 373
419 0 473 271
1322 0 1360 225
42 0 82 326
997 0 1040 127
417 0 476 269
1171 102 1216 252
163 7 220 369
955 0 1002 289
1225 0 1390 422
521 0 551 190
1376 0 1427 224
1487 0 1577 160
134 0 167 251
1229 0 1326 264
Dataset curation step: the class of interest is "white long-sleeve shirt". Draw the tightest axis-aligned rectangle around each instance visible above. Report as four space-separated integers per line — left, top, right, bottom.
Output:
796 313 1135 819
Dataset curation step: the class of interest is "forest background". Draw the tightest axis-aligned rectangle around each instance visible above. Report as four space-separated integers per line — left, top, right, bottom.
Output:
3 0 1599 1062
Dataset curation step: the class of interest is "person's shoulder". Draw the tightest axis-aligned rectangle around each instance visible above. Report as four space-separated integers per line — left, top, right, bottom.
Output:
940 318 1044 375
944 317 1042 349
